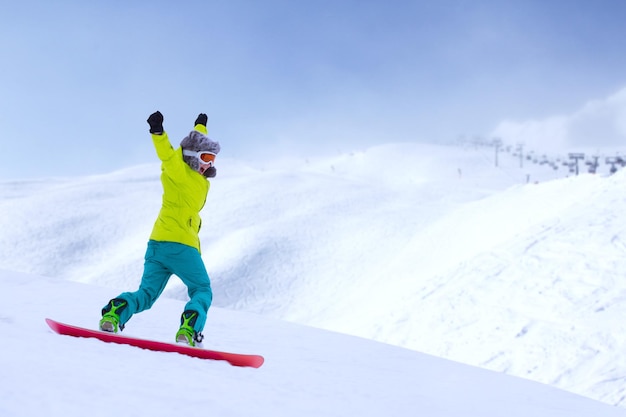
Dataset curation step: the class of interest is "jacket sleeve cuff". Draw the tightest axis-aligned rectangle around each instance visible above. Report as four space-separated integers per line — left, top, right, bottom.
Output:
194 124 208 135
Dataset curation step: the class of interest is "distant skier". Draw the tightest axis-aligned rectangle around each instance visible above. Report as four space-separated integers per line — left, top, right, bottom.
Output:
99 111 220 346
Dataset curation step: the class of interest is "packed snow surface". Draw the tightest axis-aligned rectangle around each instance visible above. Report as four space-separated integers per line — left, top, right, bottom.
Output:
1 143 626 416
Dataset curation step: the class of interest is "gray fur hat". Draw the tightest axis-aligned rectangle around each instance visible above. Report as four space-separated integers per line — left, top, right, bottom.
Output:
180 130 221 171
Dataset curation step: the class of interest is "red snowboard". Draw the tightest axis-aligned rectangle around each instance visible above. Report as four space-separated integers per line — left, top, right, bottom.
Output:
46 318 264 368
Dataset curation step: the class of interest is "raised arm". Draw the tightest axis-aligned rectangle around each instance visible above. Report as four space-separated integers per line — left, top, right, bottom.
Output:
147 111 176 162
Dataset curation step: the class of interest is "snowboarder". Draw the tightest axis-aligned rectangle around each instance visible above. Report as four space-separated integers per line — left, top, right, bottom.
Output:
99 111 220 346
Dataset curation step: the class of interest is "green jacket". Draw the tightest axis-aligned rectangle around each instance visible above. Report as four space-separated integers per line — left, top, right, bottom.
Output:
148 125 210 252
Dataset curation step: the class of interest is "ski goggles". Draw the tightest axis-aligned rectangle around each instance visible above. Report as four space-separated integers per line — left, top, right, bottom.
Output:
183 150 216 166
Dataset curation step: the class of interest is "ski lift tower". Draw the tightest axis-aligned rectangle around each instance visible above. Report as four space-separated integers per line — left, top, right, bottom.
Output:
568 153 585 175
493 138 502 167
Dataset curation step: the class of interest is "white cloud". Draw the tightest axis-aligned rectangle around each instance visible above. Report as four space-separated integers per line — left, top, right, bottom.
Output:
492 86 626 152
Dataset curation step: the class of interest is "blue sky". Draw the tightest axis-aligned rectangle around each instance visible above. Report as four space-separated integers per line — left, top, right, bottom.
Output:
2 0 626 178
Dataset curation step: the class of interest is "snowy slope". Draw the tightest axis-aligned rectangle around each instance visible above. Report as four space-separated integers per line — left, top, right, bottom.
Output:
1 270 624 417
1 143 626 410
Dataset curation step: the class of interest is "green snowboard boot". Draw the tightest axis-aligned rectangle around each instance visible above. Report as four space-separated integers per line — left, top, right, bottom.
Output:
99 298 128 333
176 310 204 347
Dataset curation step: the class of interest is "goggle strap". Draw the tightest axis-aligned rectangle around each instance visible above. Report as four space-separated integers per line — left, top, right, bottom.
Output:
183 149 216 157
182 149 195 157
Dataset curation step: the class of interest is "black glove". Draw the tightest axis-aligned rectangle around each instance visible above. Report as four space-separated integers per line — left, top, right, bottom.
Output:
194 113 208 127
203 166 216 178
147 111 164 134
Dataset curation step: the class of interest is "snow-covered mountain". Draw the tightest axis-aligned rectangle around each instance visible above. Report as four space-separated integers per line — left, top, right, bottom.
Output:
1 142 626 415
3 270 624 416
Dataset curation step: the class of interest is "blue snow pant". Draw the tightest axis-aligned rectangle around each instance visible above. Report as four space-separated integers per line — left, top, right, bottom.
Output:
110 240 213 333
